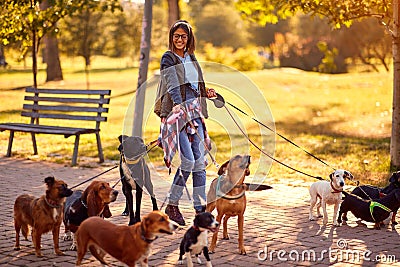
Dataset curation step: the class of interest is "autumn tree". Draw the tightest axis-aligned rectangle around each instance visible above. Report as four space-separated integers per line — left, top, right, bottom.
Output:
235 0 400 169
0 0 121 88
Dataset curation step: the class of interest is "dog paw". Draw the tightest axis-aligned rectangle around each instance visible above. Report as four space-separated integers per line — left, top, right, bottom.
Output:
196 257 202 264
13 246 20 251
309 218 315 221
206 261 213 267
55 250 65 256
317 215 323 218
178 260 183 265
70 244 77 251
222 236 230 240
121 210 129 216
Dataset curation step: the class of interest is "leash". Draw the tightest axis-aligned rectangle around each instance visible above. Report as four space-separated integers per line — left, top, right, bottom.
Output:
224 105 323 180
209 93 336 171
69 165 119 190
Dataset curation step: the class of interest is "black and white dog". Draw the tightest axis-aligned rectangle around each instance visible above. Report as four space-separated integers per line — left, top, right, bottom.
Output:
179 212 219 267
118 135 158 225
348 171 400 225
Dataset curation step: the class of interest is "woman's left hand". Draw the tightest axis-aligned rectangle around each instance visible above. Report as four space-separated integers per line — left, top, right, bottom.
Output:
206 88 217 99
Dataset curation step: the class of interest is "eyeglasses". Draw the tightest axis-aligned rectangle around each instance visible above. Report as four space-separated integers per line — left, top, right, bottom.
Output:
173 34 188 41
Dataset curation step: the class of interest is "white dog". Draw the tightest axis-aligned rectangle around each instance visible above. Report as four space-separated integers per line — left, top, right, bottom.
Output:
309 169 353 226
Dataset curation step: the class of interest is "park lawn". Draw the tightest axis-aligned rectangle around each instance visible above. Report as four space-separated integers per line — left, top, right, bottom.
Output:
0 59 393 186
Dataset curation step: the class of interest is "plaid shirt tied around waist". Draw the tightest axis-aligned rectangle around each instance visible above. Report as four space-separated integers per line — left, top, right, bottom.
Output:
158 98 211 170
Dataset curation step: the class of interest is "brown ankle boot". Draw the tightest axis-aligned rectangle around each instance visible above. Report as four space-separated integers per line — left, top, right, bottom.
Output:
165 204 185 226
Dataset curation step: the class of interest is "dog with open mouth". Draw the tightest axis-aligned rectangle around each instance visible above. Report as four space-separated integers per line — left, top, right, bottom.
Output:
178 212 219 267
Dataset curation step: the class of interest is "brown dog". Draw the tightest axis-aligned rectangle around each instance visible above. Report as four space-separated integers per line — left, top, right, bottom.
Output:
13 176 73 257
206 155 251 255
63 180 118 250
75 210 179 266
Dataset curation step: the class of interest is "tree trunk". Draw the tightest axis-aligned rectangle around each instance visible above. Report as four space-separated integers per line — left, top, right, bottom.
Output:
44 36 63 81
40 0 63 82
167 0 180 27
391 0 400 169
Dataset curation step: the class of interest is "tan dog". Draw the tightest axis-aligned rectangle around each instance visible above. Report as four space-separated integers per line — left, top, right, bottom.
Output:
13 176 73 257
206 155 251 255
75 210 179 266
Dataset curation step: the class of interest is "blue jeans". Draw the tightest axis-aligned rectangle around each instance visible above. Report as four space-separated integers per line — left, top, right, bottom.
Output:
169 118 206 212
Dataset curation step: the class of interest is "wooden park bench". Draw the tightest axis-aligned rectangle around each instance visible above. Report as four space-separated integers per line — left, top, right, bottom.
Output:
0 87 111 166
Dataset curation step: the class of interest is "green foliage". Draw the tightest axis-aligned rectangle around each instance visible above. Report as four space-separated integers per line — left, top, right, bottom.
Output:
195 1 249 49
316 41 338 73
235 0 391 28
201 43 263 71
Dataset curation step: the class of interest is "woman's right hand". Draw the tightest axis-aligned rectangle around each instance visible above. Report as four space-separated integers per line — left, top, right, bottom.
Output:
172 104 181 114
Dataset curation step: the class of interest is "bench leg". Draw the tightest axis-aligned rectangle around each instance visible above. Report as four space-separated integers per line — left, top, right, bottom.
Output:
96 133 104 163
31 133 38 155
6 131 14 157
72 135 80 166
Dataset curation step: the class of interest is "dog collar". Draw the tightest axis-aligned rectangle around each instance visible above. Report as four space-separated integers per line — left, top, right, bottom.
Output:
122 153 141 165
330 181 343 193
45 197 61 208
369 201 391 222
216 175 246 200
140 224 158 243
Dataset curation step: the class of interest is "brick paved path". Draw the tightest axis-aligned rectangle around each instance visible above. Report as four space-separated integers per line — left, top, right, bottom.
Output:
0 158 399 266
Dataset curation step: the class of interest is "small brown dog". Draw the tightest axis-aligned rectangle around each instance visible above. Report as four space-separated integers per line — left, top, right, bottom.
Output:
75 210 179 266
13 176 73 257
206 155 251 255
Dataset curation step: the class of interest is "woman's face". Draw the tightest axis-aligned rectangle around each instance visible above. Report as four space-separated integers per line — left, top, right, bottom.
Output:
172 27 188 54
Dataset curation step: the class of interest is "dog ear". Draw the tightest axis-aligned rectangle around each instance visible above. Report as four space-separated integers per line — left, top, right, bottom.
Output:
193 213 200 227
329 172 334 180
389 171 400 183
218 160 230 176
118 135 129 144
344 171 354 180
44 176 55 186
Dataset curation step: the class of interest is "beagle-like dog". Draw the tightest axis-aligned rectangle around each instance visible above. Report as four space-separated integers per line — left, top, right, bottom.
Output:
63 180 118 250
206 155 251 255
75 211 179 266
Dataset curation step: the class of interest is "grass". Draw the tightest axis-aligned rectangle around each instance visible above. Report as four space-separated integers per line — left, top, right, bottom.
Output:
0 57 393 186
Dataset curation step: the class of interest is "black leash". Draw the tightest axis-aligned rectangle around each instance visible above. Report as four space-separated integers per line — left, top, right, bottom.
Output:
209 93 336 171
70 165 119 190
224 105 324 180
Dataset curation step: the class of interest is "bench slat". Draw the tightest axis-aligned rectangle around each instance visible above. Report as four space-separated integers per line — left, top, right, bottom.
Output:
26 87 111 95
21 112 107 122
0 123 97 135
24 96 110 104
23 104 109 113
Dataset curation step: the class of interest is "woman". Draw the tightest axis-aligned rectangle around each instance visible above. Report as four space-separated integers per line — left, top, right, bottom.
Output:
158 20 216 226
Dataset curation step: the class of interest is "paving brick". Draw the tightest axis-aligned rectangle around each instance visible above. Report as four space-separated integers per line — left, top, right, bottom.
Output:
0 158 399 266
